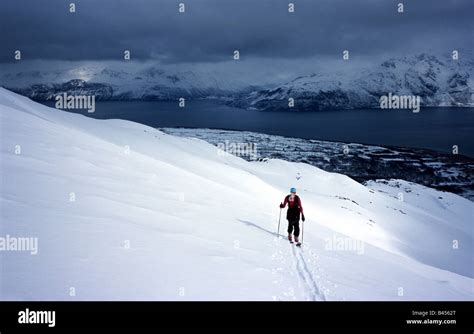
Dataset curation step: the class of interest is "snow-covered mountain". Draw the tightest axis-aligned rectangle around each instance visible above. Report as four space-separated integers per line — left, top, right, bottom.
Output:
1 62 259 101
1 88 472 300
235 53 474 110
2 53 473 109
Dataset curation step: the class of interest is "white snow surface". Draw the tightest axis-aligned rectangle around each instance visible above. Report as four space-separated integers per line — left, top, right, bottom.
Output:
0 88 473 301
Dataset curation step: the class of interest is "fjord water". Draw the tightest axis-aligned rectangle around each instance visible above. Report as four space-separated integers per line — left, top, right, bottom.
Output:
42 100 474 157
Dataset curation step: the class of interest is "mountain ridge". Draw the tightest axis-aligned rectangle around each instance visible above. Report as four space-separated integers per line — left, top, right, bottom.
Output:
235 53 474 111
1 53 473 109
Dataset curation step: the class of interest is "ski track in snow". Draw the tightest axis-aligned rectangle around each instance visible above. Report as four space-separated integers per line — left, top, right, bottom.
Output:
291 244 326 301
270 237 326 301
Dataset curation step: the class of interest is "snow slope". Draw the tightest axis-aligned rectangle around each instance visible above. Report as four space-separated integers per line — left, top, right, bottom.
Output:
0 88 472 300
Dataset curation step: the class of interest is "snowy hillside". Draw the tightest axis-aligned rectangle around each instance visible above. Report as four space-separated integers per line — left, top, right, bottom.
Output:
0 88 472 301
237 53 474 110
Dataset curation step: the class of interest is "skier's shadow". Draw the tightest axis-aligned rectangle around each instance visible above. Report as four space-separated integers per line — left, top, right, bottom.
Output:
238 220 280 237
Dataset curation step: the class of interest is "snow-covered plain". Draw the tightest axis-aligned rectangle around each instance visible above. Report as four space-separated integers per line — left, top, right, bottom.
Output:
0 88 472 301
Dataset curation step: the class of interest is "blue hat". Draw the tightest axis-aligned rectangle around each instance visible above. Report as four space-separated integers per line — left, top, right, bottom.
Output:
290 187 296 193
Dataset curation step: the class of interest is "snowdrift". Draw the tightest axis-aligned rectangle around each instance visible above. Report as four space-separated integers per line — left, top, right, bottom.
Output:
0 88 472 300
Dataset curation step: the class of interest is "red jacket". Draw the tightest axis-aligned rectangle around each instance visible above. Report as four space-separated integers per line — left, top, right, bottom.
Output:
281 195 304 220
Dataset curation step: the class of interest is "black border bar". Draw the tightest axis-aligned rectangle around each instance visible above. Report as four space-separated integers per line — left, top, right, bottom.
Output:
0 301 472 331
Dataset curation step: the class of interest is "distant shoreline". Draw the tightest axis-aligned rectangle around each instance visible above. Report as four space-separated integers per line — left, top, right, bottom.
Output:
160 125 474 159
161 127 474 201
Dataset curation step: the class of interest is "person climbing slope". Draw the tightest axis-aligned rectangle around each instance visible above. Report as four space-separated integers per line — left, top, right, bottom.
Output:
279 187 305 245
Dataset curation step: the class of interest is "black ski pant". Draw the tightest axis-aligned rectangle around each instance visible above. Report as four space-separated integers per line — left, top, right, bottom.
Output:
287 219 300 237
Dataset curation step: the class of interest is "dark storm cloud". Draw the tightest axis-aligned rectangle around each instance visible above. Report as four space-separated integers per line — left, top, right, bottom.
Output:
0 0 473 63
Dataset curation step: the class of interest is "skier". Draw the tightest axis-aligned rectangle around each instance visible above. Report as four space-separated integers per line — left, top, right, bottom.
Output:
279 187 305 245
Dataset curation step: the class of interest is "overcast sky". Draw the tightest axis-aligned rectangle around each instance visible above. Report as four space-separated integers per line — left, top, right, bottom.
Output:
0 0 472 63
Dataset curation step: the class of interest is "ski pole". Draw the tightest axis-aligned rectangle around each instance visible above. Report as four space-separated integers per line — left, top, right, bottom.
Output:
277 208 282 237
301 219 304 244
